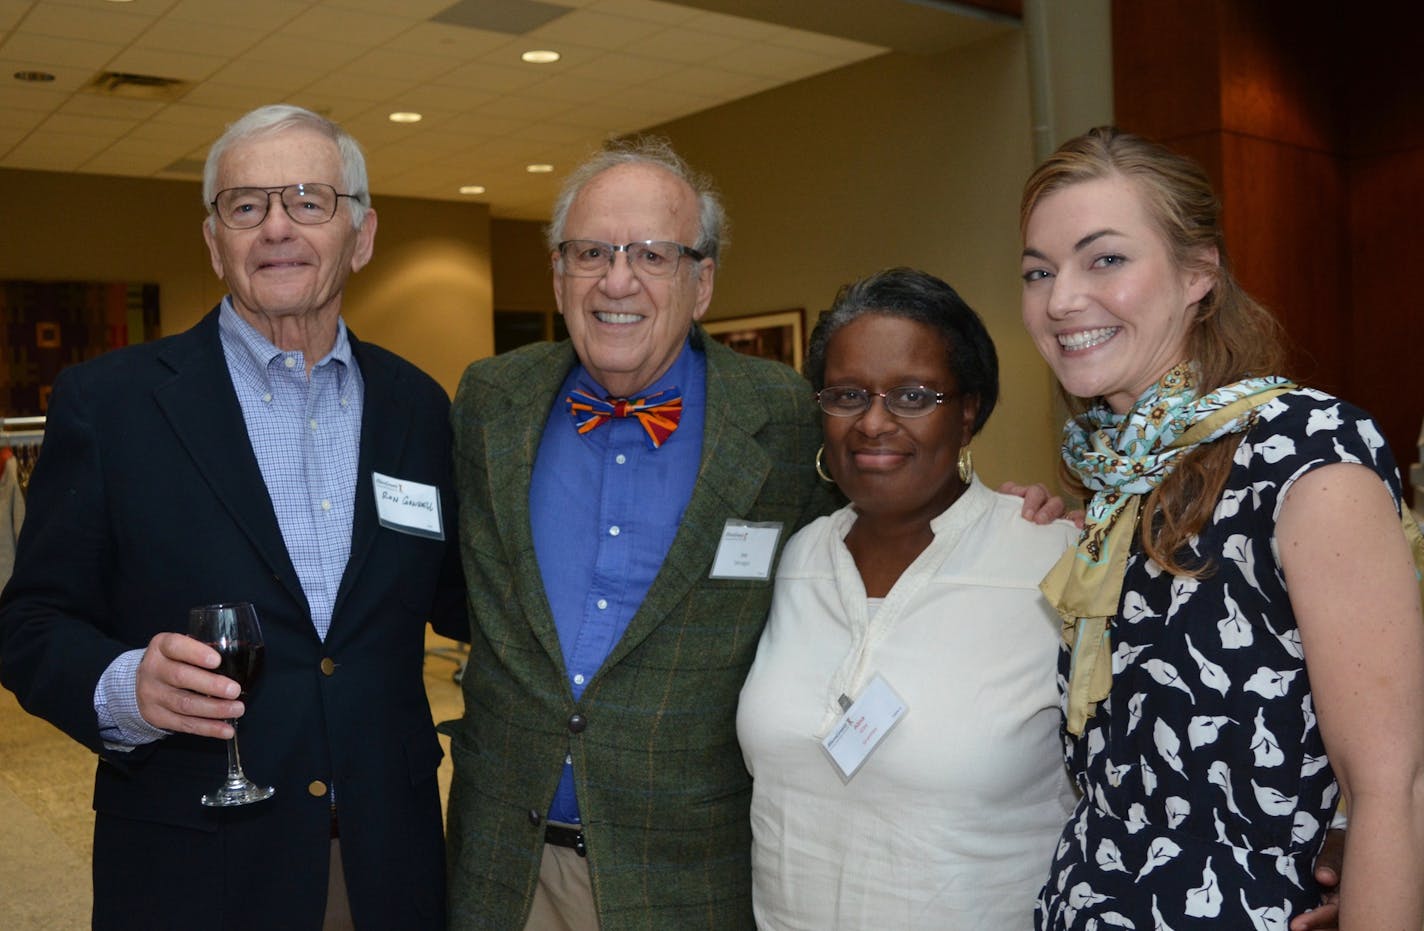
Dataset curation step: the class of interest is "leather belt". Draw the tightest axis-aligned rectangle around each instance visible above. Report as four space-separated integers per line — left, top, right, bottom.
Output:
544 824 586 857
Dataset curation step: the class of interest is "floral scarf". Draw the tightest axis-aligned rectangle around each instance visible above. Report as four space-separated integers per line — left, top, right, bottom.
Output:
1039 364 1297 735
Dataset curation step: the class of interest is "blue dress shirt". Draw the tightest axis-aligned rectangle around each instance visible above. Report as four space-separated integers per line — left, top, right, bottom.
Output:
529 339 706 824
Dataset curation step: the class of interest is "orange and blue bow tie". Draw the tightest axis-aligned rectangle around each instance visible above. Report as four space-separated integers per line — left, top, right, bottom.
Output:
566 387 683 449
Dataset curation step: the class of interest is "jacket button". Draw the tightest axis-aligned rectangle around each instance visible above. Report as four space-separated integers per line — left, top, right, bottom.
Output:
528 809 542 826
567 713 587 734
320 658 336 676
308 780 328 797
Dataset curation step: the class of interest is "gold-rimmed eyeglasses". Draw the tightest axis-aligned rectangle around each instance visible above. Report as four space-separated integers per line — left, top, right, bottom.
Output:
210 183 359 230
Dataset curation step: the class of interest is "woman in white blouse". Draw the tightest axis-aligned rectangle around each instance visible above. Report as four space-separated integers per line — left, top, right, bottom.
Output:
737 267 1078 930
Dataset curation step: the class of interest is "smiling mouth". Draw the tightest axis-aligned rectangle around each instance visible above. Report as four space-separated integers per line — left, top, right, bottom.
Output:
1058 326 1119 351
595 311 643 325
853 449 908 469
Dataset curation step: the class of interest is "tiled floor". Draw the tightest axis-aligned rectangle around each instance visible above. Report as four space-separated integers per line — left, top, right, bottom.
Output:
0 628 466 930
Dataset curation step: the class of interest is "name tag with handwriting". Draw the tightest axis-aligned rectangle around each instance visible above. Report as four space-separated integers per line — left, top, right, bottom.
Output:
373 472 444 540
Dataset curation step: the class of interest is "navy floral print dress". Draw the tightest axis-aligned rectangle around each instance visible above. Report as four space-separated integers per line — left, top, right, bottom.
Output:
1036 389 1408 930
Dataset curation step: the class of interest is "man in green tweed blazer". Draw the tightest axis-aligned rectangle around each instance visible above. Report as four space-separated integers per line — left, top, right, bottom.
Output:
445 139 834 929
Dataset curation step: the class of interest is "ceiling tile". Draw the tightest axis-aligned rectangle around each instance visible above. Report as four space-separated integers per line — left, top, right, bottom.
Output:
206 57 328 92
300 69 418 103
0 61 92 93
585 0 700 27
542 50 682 86
604 26 741 65
166 0 313 29
282 6 420 46
680 10 783 41
319 0 455 17
58 95 168 120
342 47 466 84
106 46 227 82
4 131 112 169
381 22 514 61
526 9 665 49
133 19 269 58
178 82 286 113
0 102 52 130
40 112 133 139
240 33 367 71
434 60 542 93
17 2 155 44
714 42 835 80
770 30 884 61
391 83 497 113
471 93 569 123
0 33 122 69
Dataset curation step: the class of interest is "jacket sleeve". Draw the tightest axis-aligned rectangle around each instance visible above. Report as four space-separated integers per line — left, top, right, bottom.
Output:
0 366 135 753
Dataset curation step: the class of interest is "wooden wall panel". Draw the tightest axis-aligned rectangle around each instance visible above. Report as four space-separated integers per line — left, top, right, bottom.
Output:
1348 147 1424 494
1218 135 1348 393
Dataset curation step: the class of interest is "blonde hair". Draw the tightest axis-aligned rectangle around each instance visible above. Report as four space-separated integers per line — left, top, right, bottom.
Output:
1021 127 1290 574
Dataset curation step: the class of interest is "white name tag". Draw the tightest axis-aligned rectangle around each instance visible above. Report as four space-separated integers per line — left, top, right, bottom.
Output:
372 472 444 540
820 674 909 783
709 520 782 580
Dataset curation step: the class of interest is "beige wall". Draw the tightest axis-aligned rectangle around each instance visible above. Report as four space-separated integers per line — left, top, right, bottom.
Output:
0 168 492 397
647 32 1062 490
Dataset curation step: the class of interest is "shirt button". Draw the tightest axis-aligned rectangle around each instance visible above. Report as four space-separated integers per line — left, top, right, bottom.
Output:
595 599 607 610
567 713 587 734
564 754 573 765
321 499 332 511
340 397 349 408
262 392 273 403
573 673 585 685
284 356 297 369
309 419 318 431
615 454 626 465
308 780 328 797
608 526 620 537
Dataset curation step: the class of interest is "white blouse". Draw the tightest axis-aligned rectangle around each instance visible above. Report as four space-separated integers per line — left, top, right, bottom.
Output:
738 479 1078 930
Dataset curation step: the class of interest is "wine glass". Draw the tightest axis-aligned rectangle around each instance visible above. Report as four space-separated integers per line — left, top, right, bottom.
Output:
188 602 275 807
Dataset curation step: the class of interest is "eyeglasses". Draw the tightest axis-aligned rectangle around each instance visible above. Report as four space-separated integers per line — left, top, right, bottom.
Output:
210 183 359 230
816 385 949 419
557 240 706 279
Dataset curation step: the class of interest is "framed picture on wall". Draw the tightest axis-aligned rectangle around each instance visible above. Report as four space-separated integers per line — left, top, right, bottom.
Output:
703 309 805 373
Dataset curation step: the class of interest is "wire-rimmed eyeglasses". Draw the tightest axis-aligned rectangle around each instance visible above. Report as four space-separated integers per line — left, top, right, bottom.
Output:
557 240 706 279
816 385 950 418
210 183 360 230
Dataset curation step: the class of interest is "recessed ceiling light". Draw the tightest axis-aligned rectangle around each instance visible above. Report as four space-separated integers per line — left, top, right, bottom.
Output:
14 71 56 82
526 164 554 174
521 50 560 64
459 185 486 195
388 111 422 123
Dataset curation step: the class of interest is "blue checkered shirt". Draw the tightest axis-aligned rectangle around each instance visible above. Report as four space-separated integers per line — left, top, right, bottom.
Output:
95 299 364 745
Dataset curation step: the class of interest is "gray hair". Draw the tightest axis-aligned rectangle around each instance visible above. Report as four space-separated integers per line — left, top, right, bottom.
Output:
545 136 727 263
203 104 370 231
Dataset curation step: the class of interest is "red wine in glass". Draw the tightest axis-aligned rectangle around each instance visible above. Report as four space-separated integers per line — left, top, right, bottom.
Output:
188 602 275 807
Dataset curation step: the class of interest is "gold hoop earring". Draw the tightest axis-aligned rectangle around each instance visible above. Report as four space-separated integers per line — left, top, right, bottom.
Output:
815 445 834 483
957 446 973 484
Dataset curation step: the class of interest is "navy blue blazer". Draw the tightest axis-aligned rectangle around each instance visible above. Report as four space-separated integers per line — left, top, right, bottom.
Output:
0 307 462 930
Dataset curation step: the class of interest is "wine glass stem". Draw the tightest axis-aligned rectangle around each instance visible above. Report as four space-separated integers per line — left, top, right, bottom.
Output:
225 721 248 784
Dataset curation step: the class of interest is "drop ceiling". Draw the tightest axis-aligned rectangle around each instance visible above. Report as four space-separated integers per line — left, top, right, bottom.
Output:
0 0 1016 219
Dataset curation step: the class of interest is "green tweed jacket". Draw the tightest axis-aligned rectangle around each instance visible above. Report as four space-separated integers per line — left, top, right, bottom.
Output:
446 327 831 930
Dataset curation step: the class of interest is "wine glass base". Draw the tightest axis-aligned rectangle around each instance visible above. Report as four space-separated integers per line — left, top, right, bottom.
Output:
201 783 276 807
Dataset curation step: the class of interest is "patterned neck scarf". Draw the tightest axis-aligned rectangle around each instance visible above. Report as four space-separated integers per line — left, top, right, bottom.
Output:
1039 363 1297 735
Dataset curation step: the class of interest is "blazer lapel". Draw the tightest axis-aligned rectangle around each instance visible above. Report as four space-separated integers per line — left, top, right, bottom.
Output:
151 308 306 610
482 343 578 669
331 334 413 623
602 332 773 669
